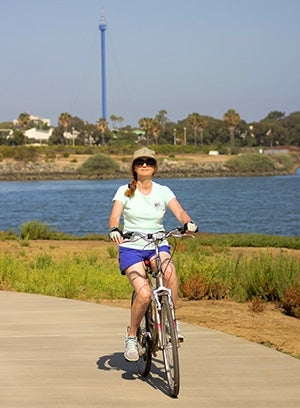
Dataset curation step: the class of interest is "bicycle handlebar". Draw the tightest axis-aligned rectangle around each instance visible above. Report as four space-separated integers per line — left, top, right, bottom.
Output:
122 226 191 243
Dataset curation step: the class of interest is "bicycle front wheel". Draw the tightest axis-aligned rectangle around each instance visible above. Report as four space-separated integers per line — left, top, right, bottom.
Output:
131 291 152 377
160 295 180 397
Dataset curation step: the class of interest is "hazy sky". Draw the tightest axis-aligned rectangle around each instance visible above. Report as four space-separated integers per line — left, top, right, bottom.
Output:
1 0 299 127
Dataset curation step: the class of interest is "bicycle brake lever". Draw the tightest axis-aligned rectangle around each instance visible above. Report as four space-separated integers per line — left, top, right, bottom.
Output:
122 232 133 239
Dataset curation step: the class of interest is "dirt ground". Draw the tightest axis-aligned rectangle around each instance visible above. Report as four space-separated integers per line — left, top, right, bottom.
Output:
1 239 300 358
51 152 230 170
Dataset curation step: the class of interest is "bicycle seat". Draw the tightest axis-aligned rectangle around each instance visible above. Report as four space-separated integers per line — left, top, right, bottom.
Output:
144 258 151 267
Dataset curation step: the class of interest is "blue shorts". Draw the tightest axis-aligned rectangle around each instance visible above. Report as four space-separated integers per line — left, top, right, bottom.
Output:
119 245 170 275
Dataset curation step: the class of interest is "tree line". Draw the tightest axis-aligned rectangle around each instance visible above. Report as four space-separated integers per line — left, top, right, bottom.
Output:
0 109 299 150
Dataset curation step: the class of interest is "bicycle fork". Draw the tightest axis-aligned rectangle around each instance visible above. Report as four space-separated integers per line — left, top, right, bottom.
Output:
153 286 179 350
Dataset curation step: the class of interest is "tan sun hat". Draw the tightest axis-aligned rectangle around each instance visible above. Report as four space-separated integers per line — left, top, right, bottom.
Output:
132 147 156 162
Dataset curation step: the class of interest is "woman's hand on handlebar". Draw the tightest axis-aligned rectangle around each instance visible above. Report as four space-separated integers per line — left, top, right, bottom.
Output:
109 227 124 244
183 220 198 233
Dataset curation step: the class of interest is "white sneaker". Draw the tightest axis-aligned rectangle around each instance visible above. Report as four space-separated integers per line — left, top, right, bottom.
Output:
165 321 184 343
176 321 184 343
124 336 139 362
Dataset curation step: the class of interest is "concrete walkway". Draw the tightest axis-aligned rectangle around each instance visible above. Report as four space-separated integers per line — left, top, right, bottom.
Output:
1 291 300 407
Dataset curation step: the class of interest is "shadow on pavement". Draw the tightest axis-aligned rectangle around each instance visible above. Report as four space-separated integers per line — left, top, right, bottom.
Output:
96 352 172 397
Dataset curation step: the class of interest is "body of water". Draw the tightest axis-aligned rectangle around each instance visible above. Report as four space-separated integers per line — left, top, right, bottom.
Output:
0 171 299 237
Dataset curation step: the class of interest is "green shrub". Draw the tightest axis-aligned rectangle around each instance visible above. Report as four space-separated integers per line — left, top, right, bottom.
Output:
274 153 295 172
197 233 300 250
78 153 120 176
0 250 131 300
175 241 300 305
13 146 39 162
1 232 299 320
19 220 53 240
226 153 275 174
107 246 118 259
0 230 18 240
0 146 16 160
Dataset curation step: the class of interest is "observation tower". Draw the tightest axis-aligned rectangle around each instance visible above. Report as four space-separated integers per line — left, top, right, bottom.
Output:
99 11 107 120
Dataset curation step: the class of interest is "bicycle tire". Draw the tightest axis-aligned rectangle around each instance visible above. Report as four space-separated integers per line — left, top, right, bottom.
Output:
160 295 180 397
131 291 152 376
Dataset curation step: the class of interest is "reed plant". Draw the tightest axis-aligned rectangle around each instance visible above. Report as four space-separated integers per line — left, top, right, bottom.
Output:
175 245 300 317
0 250 132 300
1 231 299 318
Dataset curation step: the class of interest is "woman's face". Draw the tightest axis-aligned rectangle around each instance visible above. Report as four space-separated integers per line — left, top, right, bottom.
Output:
133 157 157 176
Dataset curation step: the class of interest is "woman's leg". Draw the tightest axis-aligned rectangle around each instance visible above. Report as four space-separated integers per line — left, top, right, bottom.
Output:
125 262 151 337
150 251 178 306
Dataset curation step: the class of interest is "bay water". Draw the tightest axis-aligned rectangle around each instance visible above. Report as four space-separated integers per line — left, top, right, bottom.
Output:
0 170 299 237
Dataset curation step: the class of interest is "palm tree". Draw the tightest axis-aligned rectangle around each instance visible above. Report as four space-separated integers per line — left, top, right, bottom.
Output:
97 118 108 145
138 117 153 145
16 112 31 145
198 116 207 145
117 116 124 128
58 112 72 130
151 120 161 145
58 113 72 145
187 112 205 145
155 109 168 128
110 114 118 129
17 112 31 130
223 109 241 153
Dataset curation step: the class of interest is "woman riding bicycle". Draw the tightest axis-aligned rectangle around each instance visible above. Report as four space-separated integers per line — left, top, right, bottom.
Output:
108 147 198 362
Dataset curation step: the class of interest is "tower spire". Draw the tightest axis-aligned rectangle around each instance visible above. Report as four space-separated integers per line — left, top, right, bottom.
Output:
99 9 107 120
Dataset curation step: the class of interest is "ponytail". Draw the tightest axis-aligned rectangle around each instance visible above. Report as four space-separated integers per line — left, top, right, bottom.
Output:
125 173 137 197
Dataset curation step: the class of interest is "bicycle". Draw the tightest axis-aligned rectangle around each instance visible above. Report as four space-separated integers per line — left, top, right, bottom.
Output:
123 227 192 398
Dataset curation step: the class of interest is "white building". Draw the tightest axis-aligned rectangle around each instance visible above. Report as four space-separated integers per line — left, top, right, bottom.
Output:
24 127 54 144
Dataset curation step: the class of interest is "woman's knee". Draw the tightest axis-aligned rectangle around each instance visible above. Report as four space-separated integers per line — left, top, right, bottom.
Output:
136 286 151 304
163 263 176 280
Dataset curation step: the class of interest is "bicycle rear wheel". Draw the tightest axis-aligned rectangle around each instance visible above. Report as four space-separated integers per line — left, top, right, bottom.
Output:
160 295 180 397
131 292 152 376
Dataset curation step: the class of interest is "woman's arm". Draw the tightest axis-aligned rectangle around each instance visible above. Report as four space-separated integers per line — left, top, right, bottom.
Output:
109 200 124 229
167 197 198 232
167 197 192 224
108 200 124 243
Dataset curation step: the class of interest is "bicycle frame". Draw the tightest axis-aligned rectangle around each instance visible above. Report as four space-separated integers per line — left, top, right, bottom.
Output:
125 227 192 397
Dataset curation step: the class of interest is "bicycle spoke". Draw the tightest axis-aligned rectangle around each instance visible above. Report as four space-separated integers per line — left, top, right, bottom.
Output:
160 296 180 397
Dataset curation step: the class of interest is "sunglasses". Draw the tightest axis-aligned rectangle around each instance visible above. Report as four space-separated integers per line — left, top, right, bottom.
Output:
134 158 157 167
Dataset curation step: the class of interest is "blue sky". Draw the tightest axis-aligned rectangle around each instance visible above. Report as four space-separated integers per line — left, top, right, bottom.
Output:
1 0 299 127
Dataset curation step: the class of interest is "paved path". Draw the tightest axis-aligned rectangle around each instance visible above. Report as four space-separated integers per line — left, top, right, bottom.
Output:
1 291 300 407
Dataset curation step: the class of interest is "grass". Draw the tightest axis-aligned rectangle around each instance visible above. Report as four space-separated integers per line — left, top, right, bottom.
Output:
0 250 130 300
1 221 299 317
177 248 299 301
1 231 299 318
1 221 300 248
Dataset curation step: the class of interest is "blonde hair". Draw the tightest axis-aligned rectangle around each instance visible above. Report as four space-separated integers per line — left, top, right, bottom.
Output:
125 173 137 198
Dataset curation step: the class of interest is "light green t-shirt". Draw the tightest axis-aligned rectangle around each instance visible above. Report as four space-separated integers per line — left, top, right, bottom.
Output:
112 181 176 249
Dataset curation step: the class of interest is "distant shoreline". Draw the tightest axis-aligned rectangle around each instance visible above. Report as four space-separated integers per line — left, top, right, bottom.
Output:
0 168 297 182
0 152 299 181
